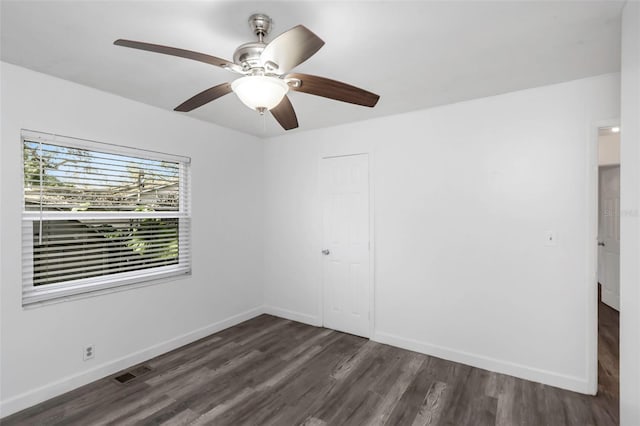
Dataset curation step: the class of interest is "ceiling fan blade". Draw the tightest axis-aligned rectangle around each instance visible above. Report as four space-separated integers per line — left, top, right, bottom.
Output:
174 83 233 112
260 26 324 74
271 95 299 130
287 73 380 107
114 39 239 72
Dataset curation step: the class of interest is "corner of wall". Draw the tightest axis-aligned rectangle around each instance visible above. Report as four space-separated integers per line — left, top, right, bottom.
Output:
372 331 591 394
263 305 322 327
620 1 640 424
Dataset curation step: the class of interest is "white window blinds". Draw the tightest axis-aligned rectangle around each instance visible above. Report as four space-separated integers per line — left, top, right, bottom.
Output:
21 130 191 306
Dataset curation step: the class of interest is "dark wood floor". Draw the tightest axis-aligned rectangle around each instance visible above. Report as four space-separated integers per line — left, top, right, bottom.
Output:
2 308 619 426
598 299 619 405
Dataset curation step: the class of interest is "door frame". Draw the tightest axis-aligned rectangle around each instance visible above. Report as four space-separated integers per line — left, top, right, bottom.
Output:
587 118 620 394
318 151 375 338
598 164 621 310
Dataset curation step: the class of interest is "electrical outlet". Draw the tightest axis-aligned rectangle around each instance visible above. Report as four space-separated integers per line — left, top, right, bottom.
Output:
83 344 95 361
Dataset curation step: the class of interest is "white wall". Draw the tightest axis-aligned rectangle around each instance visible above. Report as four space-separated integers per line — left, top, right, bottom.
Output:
0 63 264 416
0 61 628 417
263 73 620 393
620 1 640 424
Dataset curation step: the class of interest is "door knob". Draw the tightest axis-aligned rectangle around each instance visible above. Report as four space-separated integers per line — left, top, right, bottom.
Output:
598 241 605 247
321 249 330 255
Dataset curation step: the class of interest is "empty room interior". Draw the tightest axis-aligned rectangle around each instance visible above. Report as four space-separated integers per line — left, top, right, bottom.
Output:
1 1 639 425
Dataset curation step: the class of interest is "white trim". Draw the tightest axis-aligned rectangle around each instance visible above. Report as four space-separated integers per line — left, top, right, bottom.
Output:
22 211 187 221
0 306 264 418
587 118 621 395
263 305 321 327
368 152 376 339
318 152 375 339
21 129 191 164
372 331 591 394
22 266 192 307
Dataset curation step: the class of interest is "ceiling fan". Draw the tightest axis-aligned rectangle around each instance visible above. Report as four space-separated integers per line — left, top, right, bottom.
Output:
114 13 380 131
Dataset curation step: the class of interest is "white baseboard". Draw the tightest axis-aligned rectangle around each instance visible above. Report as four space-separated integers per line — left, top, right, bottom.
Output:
263 305 321 327
1 308 592 419
372 331 590 394
0 306 264 418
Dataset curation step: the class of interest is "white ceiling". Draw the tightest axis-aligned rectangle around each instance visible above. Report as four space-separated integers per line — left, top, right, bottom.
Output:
1 1 624 138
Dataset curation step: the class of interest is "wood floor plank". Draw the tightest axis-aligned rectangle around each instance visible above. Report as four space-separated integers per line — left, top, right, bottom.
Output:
99 394 175 426
156 408 199 426
189 331 341 425
309 343 396 423
334 390 382 426
384 353 443 425
365 355 424 425
144 341 240 386
330 340 377 380
299 416 327 426
1 309 619 426
136 398 197 426
411 381 448 426
243 333 361 406
49 380 152 426
439 367 497 426
265 336 369 425
495 376 517 426
195 344 326 425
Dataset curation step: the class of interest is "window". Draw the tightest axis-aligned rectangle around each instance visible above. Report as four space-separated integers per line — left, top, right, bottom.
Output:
21 130 191 305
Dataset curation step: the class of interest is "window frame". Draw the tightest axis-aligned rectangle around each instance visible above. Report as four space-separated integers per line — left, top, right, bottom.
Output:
21 130 192 306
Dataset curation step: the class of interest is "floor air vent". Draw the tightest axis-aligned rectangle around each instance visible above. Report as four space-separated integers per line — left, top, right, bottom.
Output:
114 372 136 384
113 365 152 384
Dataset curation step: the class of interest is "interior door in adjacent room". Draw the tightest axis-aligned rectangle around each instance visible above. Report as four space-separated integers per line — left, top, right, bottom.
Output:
321 153 371 338
598 165 621 311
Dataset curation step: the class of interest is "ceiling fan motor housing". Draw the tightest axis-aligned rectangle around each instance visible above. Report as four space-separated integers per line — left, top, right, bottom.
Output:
233 14 274 71
233 41 266 70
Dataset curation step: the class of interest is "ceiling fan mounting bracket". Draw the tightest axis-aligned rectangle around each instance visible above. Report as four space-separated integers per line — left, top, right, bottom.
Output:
248 13 273 41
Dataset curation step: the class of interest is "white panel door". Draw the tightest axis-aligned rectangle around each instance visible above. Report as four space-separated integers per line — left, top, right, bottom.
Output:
598 166 620 311
321 154 370 337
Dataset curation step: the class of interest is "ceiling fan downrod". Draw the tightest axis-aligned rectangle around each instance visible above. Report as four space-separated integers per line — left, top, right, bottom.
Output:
249 13 272 43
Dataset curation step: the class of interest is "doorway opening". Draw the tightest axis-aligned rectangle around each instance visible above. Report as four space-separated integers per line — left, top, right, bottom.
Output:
596 124 620 406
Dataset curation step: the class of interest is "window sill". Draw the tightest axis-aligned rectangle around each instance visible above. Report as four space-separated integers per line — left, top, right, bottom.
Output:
22 270 192 309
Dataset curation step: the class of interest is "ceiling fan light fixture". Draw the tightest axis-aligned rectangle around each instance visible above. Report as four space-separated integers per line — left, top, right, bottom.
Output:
114 14 379 131
231 76 289 111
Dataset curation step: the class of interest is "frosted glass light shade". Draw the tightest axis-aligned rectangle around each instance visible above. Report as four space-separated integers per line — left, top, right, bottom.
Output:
231 76 289 111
